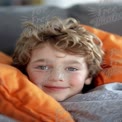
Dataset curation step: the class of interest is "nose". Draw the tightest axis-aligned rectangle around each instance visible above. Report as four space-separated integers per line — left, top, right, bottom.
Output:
48 68 65 82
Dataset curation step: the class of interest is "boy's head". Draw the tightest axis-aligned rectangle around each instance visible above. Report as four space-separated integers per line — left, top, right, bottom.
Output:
12 17 104 101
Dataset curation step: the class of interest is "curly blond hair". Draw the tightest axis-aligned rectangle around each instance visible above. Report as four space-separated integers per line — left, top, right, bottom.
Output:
12 17 104 77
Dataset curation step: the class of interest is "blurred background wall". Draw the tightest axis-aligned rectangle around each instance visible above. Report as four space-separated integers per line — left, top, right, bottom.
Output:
1 0 121 7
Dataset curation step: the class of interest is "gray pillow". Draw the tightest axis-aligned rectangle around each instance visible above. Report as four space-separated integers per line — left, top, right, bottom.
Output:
68 3 122 35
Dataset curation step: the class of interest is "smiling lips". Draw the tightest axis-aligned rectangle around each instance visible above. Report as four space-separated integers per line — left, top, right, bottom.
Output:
44 85 69 91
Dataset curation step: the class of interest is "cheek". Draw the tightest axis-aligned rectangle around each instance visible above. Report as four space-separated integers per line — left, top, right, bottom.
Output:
28 71 46 85
69 73 86 86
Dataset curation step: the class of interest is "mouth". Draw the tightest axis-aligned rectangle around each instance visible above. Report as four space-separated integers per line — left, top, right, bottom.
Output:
43 85 69 92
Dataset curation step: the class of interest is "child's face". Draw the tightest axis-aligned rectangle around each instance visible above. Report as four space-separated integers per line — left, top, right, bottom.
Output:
26 44 91 101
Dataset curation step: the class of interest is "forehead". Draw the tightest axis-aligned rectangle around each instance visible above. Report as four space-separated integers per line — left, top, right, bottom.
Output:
33 43 66 57
30 43 86 63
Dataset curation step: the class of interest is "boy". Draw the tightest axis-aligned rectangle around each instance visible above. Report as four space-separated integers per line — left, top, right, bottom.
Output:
12 17 104 102
12 17 122 121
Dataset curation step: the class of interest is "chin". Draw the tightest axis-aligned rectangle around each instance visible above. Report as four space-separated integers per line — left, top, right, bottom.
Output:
51 95 67 102
54 97 65 102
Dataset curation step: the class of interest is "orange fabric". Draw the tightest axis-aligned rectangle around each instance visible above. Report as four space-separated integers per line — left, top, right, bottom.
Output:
83 25 122 86
0 63 74 122
0 52 13 64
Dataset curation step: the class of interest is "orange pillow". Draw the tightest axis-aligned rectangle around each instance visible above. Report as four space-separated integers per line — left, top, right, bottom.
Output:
0 63 74 122
0 52 13 64
83 25 122 86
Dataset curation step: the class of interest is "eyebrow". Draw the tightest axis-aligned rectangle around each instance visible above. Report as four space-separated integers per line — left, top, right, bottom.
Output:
32 58 83 65
63 60 82 65
32 59 50 63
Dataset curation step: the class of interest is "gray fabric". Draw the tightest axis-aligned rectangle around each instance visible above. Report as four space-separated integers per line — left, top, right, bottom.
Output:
0 115 16 122
61 83 122 122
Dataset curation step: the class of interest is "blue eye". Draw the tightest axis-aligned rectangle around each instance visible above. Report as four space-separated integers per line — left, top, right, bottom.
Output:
66 67 78 71
37 66 49 70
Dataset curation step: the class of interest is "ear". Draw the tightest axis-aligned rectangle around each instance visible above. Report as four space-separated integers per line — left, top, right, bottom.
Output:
84 77 92 85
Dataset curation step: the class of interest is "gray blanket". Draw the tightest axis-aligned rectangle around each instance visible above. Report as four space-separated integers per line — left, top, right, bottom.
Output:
61 82 122 122
0 83 122 122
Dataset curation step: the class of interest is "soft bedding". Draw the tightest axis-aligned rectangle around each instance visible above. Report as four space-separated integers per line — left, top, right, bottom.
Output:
0 83 122 122
61 82 122 122
0 115 16 122
83 25 122 86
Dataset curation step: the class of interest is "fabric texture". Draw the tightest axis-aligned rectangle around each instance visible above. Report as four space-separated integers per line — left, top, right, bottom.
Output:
61 82 122 122
0 52 13 64
0 115 16 122
83 25 122 86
